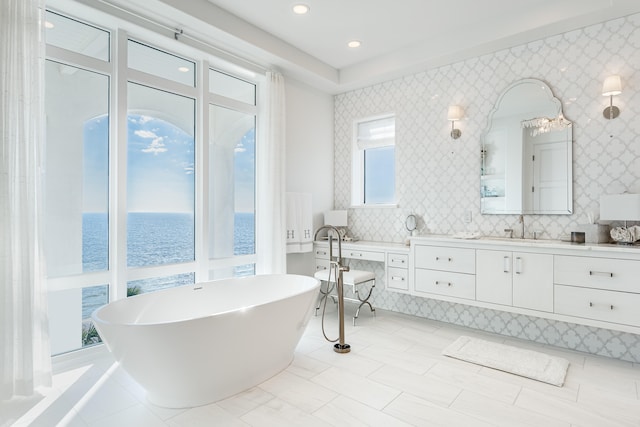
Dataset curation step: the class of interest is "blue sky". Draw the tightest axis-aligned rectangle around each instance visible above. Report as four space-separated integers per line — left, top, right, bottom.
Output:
83 114 255 213
126 114 195 213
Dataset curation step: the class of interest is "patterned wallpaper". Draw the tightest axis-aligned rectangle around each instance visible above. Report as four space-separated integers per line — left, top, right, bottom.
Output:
335 13 640 242
333 14 640 362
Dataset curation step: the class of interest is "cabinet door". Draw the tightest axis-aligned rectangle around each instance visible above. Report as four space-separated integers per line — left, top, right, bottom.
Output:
476 250 512 305
513 252 553 312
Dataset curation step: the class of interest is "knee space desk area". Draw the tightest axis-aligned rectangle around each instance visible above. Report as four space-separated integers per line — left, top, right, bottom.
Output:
313 240 410 292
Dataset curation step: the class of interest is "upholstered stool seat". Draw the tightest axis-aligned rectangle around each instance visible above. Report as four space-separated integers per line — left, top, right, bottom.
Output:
313 268 376 325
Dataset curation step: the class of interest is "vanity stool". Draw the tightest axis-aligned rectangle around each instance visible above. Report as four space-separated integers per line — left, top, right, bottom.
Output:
313 269 376 325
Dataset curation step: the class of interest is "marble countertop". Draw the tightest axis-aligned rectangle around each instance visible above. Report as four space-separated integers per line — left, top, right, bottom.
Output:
410 234 640 255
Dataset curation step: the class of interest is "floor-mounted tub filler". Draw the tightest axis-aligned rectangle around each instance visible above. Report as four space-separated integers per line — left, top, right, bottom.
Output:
92 274 320 408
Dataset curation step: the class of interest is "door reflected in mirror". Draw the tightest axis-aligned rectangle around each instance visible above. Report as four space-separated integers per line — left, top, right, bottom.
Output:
481 79 573 215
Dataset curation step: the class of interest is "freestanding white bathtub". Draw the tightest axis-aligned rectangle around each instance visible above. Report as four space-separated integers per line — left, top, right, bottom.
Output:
92 274 320 408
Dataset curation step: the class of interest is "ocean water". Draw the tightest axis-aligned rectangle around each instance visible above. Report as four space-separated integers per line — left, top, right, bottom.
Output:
81 212 255 319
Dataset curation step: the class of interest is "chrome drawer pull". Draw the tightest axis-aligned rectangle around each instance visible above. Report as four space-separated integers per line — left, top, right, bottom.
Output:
316 251 327 256
435 281 452 287
589 270 613 278
392 258 405 264
391 276 405 281
589 302 614 310
435 257 452 262
351 252 362 257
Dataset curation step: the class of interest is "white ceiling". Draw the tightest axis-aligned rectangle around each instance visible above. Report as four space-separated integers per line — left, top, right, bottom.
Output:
84 0 640 93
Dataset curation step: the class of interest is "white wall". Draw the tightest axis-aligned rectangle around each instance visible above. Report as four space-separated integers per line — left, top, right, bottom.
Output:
284 78 334 275
334 13 640 242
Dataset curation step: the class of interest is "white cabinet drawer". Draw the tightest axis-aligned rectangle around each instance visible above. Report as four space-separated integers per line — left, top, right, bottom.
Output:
315 259 330 271
343 249 385 262
414 245 475 274
555 285 640 326
387 267 409 291
554 255 640 293
388 253 409 268
414 269 475 300
314 247 330 259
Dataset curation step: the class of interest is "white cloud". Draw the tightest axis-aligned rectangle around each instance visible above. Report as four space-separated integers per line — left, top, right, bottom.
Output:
141 137 168 155
135 129 158 139
234 142 246 153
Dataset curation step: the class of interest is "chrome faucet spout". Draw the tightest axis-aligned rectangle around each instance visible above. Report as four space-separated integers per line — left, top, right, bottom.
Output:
518 214 525 239
314 225 342 265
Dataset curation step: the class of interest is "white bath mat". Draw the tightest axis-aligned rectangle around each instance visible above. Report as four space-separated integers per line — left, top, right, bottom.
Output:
442 336 569 387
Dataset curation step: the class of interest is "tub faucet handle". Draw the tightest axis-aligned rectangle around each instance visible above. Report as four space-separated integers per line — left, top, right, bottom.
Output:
504 228 514 239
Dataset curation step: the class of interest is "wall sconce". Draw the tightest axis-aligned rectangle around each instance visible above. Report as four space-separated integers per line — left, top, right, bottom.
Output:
602 75 621 119
447 105 463 139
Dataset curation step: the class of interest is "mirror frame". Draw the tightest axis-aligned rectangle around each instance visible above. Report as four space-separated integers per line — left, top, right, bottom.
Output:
480 78 573 215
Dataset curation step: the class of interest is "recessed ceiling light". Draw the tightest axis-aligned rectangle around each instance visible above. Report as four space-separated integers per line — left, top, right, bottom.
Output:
44 21 55 29
178 66 190 73
347 40 361 48
292 4 310 14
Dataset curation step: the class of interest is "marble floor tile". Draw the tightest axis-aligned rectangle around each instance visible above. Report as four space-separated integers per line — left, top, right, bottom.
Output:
10 309 640 426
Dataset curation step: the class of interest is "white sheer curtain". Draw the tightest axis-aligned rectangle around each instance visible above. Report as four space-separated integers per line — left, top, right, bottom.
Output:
1 0 52 399
256 71 287 274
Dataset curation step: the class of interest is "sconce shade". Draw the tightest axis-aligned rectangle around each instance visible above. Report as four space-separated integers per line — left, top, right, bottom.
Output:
602 75 622 96
600 194 640 221
447 105 463 121
323 210 348 227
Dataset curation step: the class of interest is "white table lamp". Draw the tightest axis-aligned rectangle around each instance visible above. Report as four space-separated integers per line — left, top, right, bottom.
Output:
323 210 348 240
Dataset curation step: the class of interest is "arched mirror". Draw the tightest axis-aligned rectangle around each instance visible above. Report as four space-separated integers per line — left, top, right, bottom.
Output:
480 79 573 215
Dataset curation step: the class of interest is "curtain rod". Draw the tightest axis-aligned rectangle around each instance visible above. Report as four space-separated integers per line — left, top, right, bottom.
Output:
93 0 269 75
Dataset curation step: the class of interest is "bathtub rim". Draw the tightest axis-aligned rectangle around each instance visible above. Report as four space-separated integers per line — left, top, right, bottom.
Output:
91 273 320 328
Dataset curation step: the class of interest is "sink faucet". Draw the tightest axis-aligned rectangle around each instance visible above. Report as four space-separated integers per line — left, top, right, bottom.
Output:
518 214 525 239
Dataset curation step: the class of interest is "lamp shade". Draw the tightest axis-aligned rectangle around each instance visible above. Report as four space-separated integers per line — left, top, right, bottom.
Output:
447 105 463 121
599 194 640 221
602 75 622 97
323 210 348 227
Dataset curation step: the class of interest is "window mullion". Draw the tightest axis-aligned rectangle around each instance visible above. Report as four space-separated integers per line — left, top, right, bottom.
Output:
112 28 129 301
196 61 209 283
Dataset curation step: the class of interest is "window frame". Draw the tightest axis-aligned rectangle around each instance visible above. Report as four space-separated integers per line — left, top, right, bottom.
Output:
351 114 397 207
44 9 261 354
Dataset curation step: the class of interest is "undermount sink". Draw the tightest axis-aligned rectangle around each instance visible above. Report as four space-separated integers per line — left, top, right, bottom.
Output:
480 236 551 244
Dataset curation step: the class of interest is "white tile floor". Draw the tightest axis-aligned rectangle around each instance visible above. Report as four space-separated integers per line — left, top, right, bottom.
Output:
3 306 640 427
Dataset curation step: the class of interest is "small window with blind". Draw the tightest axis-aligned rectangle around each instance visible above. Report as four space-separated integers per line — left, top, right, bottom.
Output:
352 115 396 206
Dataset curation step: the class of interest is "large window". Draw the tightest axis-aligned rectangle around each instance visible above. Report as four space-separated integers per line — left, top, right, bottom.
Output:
126 83 196 268
352 115 396 206
45 11 259 355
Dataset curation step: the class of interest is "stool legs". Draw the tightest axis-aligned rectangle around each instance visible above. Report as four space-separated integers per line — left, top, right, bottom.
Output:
352 280 375 326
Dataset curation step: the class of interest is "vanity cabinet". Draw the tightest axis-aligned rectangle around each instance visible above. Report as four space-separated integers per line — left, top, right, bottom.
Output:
409 236 640 335
554 255 640 327
314 246 331 272
387 252 409 292
476 250 553 312
413 245 476 300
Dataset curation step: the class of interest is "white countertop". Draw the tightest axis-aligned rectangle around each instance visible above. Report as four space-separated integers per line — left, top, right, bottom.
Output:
410 234 640 255
314 239 410 252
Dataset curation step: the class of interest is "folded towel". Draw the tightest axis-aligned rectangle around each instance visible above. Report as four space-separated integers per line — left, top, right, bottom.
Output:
286 192 313 253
